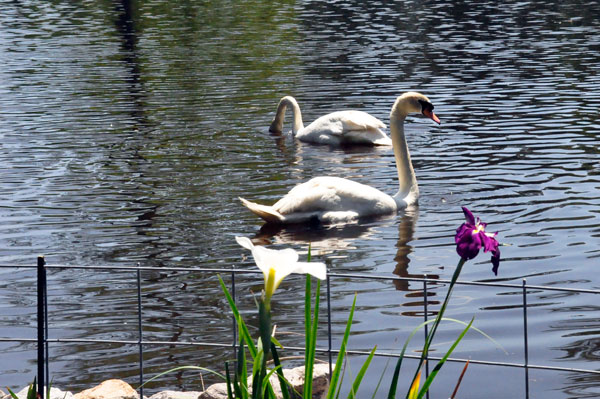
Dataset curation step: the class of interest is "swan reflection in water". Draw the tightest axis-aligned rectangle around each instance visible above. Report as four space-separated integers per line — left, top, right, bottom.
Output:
252 213 394 257
268 125 393 182
249 201 441 317
393 207 440 317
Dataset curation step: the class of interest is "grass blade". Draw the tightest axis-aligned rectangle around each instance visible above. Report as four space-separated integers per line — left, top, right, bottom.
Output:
218 274 257 358
251 347 265 399
236 336 249 399
271 342 290 399
450 360 470 399
327 294 357 399
347 346 376 399
409 259 466 390
407 363 422 399
225 362 234 399
304 278 321 399
416 318 474 399
140 366 225 388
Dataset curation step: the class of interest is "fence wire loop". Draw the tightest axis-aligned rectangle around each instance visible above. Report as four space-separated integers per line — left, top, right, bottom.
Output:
2 260 600 396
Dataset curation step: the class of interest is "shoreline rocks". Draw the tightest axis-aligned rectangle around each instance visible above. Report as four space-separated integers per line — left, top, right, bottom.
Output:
3 364 331 399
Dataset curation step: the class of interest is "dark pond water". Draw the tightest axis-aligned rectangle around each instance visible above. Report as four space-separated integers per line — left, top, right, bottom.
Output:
1 0 600 398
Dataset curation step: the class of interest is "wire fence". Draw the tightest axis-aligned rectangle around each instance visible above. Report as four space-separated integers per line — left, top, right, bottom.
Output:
2 257 600 399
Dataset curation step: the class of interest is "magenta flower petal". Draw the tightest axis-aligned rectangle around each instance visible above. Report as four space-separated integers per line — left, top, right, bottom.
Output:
462 206 476 225
481 233 497 253
491 249 501 275
455 207 502 275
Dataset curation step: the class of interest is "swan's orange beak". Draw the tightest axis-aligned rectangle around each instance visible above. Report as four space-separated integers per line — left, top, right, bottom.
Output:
423 109 441 125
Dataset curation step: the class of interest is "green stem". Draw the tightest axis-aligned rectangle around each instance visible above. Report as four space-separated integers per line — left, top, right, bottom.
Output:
407 257 466 397
258 299 272 399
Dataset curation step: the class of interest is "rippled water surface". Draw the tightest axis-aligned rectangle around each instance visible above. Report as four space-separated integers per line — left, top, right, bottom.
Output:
1 1 600 398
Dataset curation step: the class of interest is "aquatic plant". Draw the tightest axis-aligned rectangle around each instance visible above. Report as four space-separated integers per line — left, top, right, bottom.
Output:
145 207 501 399
388 206 502 399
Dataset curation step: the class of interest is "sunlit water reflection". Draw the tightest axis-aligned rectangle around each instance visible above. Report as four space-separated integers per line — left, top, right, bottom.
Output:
1 1 599 398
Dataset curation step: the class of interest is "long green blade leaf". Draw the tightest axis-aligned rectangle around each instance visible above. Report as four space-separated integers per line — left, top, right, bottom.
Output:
140 366 225 388
6 387 19 399
225 362 234 399
251 347 265 399
327 294 357 399
348 346 376 399
219 274 256 356
237 335 249 399
305 278 321 399
416 318 474 399
407 258 466 395
218 274 257 357
271 342 291 399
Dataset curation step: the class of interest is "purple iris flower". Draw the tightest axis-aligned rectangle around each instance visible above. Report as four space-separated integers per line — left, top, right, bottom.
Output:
455 207 501 275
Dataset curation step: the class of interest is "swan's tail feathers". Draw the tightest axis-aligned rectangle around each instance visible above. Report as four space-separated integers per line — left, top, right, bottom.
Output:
372 135 393 146
239 197 285 224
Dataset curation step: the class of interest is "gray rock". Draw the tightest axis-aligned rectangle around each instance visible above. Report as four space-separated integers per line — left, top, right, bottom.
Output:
74 380 138 399
148 392 202 399
11 387 74 399
199 364 331 399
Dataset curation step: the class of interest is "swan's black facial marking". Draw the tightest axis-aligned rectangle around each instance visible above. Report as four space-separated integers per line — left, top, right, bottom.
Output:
418 99 434 115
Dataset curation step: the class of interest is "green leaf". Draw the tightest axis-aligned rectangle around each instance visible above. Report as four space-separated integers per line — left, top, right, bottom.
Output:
140 366 225 388
304 278 321 399
327 294 357 399
6 386 19 399
261 364 285 399
271 335 284 350
28 377 36 399
251 347 265 399
218 274 257 358
347 346 376 399
258 300 272 363
441 317 507 354
416 318 474 399
407 363 422 399
225 362 234 399
405 258 466 397
271 342 290 399
370 357 391 399
236 336 249 399
387 318 432 399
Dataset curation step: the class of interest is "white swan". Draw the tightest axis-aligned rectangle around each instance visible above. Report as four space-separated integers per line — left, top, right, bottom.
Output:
242 92 440 224
269 96 392 146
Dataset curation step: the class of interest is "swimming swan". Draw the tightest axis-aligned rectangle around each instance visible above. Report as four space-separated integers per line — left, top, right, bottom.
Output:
269 96 392 146
242 92 440 224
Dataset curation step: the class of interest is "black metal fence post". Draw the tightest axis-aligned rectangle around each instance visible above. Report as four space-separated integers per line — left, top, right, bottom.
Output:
231 269 237 353
423 275 429 399
326 274 332 377
137 266 144 399
522 279 529 399
37 256 46 398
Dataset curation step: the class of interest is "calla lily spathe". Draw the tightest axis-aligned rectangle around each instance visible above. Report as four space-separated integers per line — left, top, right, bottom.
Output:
236 236 327 300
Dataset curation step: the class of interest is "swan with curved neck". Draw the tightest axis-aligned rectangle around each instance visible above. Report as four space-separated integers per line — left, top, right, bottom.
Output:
269 96 392 146
242 92 440 224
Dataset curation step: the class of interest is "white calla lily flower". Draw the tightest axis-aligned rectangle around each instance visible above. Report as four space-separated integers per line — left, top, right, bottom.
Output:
236 236 327 300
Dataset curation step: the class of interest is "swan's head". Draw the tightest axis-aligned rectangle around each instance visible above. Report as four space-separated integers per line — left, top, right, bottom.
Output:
269 96 300 133
391 92 441 125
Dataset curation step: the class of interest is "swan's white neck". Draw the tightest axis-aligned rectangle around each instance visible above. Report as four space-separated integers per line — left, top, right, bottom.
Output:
270 97 304 134
390 107 419 207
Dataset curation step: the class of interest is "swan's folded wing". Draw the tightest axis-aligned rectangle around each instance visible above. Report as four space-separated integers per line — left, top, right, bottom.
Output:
273 176 396 216
273 179 339 214
339 110 386 133
339 111 392 145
